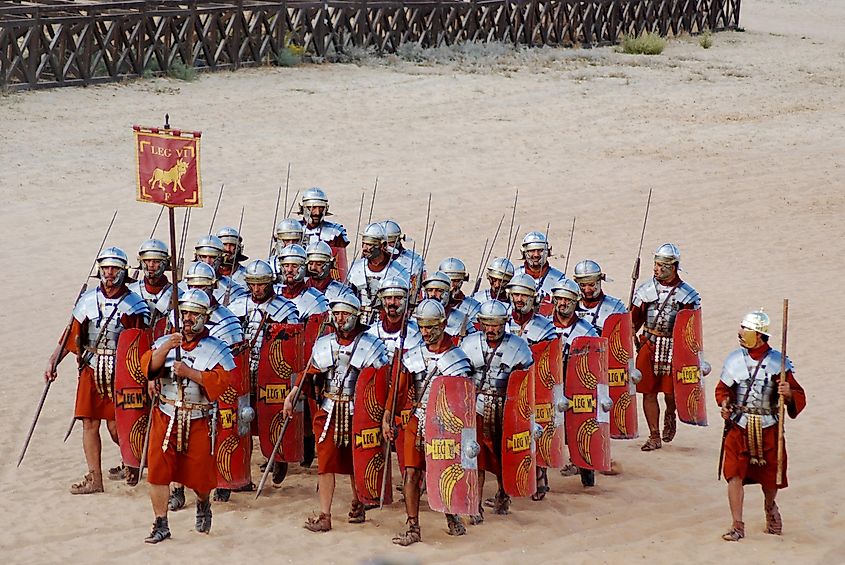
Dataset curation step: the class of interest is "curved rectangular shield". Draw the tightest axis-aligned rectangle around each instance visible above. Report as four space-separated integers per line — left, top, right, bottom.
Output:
330 245 348 281
564 336 611 472
602 312 639 440
502 367 537 497
424 376 479 515
115 328 151 468
394 384 415 474
257 323 305 463
215 348 252 489
672 308 708 426
352 366 393 506
537 299 554 317
532 338 566 469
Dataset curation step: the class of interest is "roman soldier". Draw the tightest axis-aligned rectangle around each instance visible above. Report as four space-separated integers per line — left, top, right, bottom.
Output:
514 231 564 304
365 277 422 363
439 257 483 323
716 310 805 542
550 277 599 488
298 188 349 270
632 243 701 451
44 247 150 493
383 219 425 283
229 259 300 484
382 299 474 545
128 239 175 335
271 218 306 266
216 226 248 288
463 300 534 518
348 222 410 325
274 244 330 324
472 256 515 306
141 289 236 543
192 235 247 303
283 294 389 532
504 274 557 344
305 240 354 303
421 271 471 341
573 260 627 334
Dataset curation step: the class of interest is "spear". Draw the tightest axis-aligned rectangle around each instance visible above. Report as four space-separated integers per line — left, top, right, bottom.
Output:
208 183 225 233
131 206 166 280
776 299 789 485
628 188 652 309
367 177 379 224
223 207 245 307
351 191 366 259
268 179 285 257
563 217 576 274
504 190 519 258
282 163 291 224
507 223 521 260
285 190 300 218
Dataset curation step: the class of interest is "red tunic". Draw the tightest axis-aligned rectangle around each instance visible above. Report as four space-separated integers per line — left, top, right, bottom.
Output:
714 344 806 489
141 330 230 492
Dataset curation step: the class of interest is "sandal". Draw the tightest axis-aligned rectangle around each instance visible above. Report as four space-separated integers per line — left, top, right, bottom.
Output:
580 468 596 488
213 488 231 502
272 462 289 487
70 472 104 495
765 501 783 535
304 512 332 532
169 486 186 511
721 521 745 541
560 463 579 477
641 432 662 452
532 467 549 501
445 513 466 536
125 466 140 487
108 464 126 481
392 517 421 546
469 504 484 525
493 490 511 515
144 517 171 544
195 499 213 534
662 412 677 443
348 501 366 524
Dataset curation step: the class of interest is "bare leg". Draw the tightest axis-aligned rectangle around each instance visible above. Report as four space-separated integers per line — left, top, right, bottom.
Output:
763 487 782 534
722 477 746 541
403 468 422 519
641 395 662 450
81 418 104 486
106 419 119 445
150 484 170 518
318 473 336 515
662 394 677 442
664 394 676 416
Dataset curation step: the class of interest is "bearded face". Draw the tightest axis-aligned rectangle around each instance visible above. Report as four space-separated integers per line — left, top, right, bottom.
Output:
653 260 677 283
304 205 325 228
381 295 406 319
481 321 505 344
738 327 762 350
419 322 446 346
554 295 578 317
510 291 534 315
248 282 273 303
578 280 601 300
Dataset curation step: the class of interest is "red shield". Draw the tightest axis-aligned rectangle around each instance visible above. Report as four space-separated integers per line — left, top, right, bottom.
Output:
532 338 566 469
330 245 348 281
502 368 537 497
303 311 328 364
394 384 415 474
537 299 554 317
423 376 480 515
672 309 708 426
150 317 169 341
602 312 639 440
215 348 252 489
256 323 306 463
352 366 393 506
114 329 151 468
564 336 611 472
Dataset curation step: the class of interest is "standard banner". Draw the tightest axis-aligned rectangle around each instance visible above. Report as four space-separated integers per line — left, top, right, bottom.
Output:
134 125 202 207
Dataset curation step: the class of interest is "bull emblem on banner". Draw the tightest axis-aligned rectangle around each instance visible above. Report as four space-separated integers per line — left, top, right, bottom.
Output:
148 159 189 192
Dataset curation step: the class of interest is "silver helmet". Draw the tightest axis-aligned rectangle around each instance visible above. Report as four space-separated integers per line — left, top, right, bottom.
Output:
244 259 276 285
216 226 247 261
422 271 452 308
413 298 447 326
179 288 211 332
185 261 217 288
305 240 334 279
275 218 305 251
506 273 538 297
740 309 770 336
573 260 604 283
551 277 580 301
329 293 361 332
300 187 331 219
476 300 509 325
138 239 170 278
278 244 307 283
97 246 129 286
438 257 469 283
521 231 550 263
360 222 387 245
654 243 681 265
378 276 410 298
382 220 404 247
195 235 225 269
486 257 515 281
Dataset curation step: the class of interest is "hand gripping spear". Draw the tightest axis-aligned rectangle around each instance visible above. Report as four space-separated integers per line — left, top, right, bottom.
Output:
628 189 653 309
19 210 118 467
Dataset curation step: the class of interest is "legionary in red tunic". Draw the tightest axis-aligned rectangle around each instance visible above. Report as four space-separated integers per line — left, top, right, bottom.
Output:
715 310 806 541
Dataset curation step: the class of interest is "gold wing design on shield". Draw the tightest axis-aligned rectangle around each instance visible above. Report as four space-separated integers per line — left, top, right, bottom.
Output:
269 339 292 379
537 348 554 389
608 324 629 365
130 413 148 460
688 386 702 421
127 334 146 385
684 316 701 354
516 455 532 496
577 418 599 467
612 391 632 436
270 411 284 446
435 385 464 434
576 351 598 390
216 435 239 482
439 463 465 512
364 378 384 423
517 374 531 420
537 424 554 466
365 451 385 499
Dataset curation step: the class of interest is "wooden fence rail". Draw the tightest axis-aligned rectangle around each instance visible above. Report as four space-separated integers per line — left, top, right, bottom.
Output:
0 0 740 90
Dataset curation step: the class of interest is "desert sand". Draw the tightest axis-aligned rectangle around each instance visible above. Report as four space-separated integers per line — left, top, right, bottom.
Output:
1 0 844 562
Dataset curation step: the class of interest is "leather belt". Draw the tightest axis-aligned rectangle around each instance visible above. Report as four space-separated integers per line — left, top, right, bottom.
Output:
644 328 671 338
158 396 212 414
736 406 774 416
323 392 352 402
85 346 116 355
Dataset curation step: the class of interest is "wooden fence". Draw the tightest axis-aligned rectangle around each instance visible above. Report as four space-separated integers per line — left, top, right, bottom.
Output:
0 0 740 90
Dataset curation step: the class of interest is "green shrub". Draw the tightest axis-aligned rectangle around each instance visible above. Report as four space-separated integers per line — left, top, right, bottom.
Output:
167 62 197 81
699 31 713 49
620 32 667 55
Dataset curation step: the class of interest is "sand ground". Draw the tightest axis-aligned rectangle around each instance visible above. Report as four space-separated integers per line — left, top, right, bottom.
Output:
1 0 844 562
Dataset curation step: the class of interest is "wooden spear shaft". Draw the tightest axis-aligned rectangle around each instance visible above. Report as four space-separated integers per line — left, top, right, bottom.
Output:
776 298 788 486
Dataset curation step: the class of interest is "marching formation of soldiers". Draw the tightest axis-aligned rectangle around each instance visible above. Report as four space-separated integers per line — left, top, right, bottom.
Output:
39 187 805 545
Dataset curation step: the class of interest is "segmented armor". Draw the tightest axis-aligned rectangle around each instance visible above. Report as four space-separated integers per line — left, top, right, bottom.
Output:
301 220 349 247
507 314 557 344
454 295 483 324
403 344 472 424
273 285 330 319
364 319 423 363
73 287 150 399
128 279 175 327
515 264 565 301
229 295 299 387
720 348 793 429
576 293 627 334
347 259 411 324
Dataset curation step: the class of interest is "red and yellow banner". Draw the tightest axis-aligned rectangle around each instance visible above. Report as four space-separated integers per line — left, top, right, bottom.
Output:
134 125 202 207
